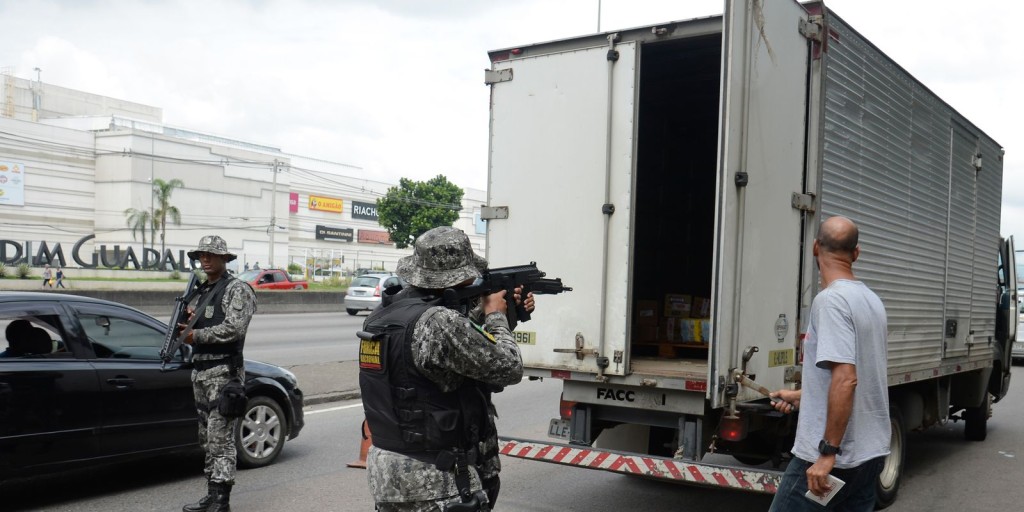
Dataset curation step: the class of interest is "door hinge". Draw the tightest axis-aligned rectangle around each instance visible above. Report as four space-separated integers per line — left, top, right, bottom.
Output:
799 15 824 42
484 68 513 85
791 192 816 212
481 206 509 220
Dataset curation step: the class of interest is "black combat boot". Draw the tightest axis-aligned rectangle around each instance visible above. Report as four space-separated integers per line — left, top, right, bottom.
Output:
182 481 215 512
205 481 231 512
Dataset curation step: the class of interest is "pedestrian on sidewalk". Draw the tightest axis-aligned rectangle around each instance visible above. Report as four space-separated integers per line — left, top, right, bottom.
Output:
41 264 53 288
55 267 66 288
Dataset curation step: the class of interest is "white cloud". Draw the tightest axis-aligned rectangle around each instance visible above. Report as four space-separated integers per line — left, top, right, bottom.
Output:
2 0 1022 241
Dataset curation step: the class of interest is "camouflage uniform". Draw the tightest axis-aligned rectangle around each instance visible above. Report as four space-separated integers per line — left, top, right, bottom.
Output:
181 235 256 512
366 227 523 511
192 277 256 484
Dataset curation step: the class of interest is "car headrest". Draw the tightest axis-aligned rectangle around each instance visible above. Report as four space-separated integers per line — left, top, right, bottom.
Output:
16 327 53 356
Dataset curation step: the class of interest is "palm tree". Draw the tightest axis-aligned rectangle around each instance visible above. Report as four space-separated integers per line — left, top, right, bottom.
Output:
124 207 154 251
152 178 184 258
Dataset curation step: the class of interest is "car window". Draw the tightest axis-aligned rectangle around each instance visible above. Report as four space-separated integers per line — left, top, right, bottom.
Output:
0 308 72 359
238 270 259 282
77 312 167 360
273 272 287 283
352 276 380 288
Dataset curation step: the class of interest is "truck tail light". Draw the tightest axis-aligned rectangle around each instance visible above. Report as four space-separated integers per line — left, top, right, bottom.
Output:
719 415 747 442
559 394 576 420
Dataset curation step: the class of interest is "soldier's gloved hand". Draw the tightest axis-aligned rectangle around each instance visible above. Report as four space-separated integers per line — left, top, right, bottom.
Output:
483 289 508 316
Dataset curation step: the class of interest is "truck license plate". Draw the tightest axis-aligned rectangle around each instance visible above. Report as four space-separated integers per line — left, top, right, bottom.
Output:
548 418 570 439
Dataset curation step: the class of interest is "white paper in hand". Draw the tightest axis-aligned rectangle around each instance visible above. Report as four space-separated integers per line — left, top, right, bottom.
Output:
804 474 846 506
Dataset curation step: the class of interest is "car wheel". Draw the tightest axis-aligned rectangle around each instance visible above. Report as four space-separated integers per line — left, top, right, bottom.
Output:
875 405 905 509
236 395 287 469
347 308 359 316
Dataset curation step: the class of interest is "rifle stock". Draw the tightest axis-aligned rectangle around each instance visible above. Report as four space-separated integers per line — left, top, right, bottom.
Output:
160 271 200 367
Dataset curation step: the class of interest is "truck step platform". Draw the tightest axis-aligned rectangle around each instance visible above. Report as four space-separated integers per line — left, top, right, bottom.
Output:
498 437 781 493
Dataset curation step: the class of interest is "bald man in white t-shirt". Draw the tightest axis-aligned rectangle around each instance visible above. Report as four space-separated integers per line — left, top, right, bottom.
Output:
769 216 890 512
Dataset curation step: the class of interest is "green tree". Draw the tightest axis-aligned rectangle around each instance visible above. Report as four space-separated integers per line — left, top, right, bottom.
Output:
376 175 463 249
124 207 154 250
153 178 184 258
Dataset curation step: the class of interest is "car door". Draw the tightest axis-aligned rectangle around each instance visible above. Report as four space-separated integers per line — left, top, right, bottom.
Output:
0 301 101 474
69 302 197 457
272 271 289 290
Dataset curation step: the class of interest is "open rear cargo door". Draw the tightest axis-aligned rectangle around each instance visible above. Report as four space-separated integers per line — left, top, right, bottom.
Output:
485 40 637 377
710 0 811 407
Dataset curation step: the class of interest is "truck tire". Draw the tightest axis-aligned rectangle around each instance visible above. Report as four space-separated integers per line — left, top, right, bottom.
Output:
347 308 359 316
964 394 991 441
875 405 905 509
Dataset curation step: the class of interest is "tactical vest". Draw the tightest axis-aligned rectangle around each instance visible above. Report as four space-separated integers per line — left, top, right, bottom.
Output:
359 291 491 467
192 275 243 359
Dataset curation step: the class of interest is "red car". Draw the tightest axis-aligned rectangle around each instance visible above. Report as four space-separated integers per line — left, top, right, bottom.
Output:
237 269 308 290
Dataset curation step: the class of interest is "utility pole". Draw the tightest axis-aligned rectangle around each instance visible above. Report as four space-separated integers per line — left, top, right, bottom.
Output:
269 160 279 268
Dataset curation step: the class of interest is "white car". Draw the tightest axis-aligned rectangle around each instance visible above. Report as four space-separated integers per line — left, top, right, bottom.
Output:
344 273 406 315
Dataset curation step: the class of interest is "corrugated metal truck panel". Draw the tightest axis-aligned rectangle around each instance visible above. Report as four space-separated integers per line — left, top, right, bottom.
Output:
819 15 999 375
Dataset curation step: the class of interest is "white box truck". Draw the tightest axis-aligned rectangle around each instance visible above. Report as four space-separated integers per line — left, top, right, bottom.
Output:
482 0 1017 508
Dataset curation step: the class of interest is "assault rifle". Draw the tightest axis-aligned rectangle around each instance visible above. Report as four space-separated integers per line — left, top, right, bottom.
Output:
443 261 572 326
160 271 201 369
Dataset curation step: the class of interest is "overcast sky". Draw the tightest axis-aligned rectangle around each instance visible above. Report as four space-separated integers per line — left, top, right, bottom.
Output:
2 0 1022 240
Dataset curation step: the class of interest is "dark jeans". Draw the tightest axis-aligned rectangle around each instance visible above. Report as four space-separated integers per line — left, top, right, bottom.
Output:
769 456 885 512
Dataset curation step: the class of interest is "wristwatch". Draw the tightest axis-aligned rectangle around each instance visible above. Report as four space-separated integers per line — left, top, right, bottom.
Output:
818 439 842 456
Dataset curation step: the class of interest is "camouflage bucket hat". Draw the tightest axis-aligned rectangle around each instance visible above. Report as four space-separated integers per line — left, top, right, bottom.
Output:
187 235 237 262
397 226 486 289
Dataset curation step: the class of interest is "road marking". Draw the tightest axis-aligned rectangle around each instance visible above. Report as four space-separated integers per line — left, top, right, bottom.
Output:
306 403 363 415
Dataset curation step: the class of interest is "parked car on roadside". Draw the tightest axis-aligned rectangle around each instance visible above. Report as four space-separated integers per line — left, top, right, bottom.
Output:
0 292 304 480
344 273 405 315
237 268 308 290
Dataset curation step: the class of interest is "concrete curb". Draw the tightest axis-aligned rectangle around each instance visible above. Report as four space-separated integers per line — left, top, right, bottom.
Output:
303 390 361 407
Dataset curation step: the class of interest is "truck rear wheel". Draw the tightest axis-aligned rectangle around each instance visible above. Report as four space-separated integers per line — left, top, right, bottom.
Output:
964 393 991 441
875 405 905 509
347 309 359 316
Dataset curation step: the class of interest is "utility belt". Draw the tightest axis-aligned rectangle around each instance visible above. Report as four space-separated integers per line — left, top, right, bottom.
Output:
193 354 247 418
193 354 243 372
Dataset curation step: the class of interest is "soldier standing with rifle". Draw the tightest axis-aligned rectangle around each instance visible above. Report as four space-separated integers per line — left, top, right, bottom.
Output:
178 235 257 512
359 226 528 511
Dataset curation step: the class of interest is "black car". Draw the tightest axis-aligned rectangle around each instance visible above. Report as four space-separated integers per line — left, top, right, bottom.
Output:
0 292 304 479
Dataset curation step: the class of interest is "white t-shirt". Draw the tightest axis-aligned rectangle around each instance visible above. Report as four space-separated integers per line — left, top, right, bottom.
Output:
792 279 891 468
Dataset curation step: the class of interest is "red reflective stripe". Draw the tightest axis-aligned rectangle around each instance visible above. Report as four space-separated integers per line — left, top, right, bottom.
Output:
731 469 753 489
687 465 706 483
515 445 532 458
712 472 730 487
569 450 590 465
663 460 684 480
536 445 553 459
623 457 642 474
499 441 516 455
552 447 572 462
588 451 610 468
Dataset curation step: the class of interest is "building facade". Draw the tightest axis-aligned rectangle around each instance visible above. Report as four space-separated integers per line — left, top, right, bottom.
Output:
0 74 486 277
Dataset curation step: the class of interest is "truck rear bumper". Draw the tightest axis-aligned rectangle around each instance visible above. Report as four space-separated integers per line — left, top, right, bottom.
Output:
499 437 782 493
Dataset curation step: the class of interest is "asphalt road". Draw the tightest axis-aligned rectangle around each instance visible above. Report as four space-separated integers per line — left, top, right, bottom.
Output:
242 312 365 367
3 313 1024 511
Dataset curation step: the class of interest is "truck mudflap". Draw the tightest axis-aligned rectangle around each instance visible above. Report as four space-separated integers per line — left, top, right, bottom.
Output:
498 437 781 493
